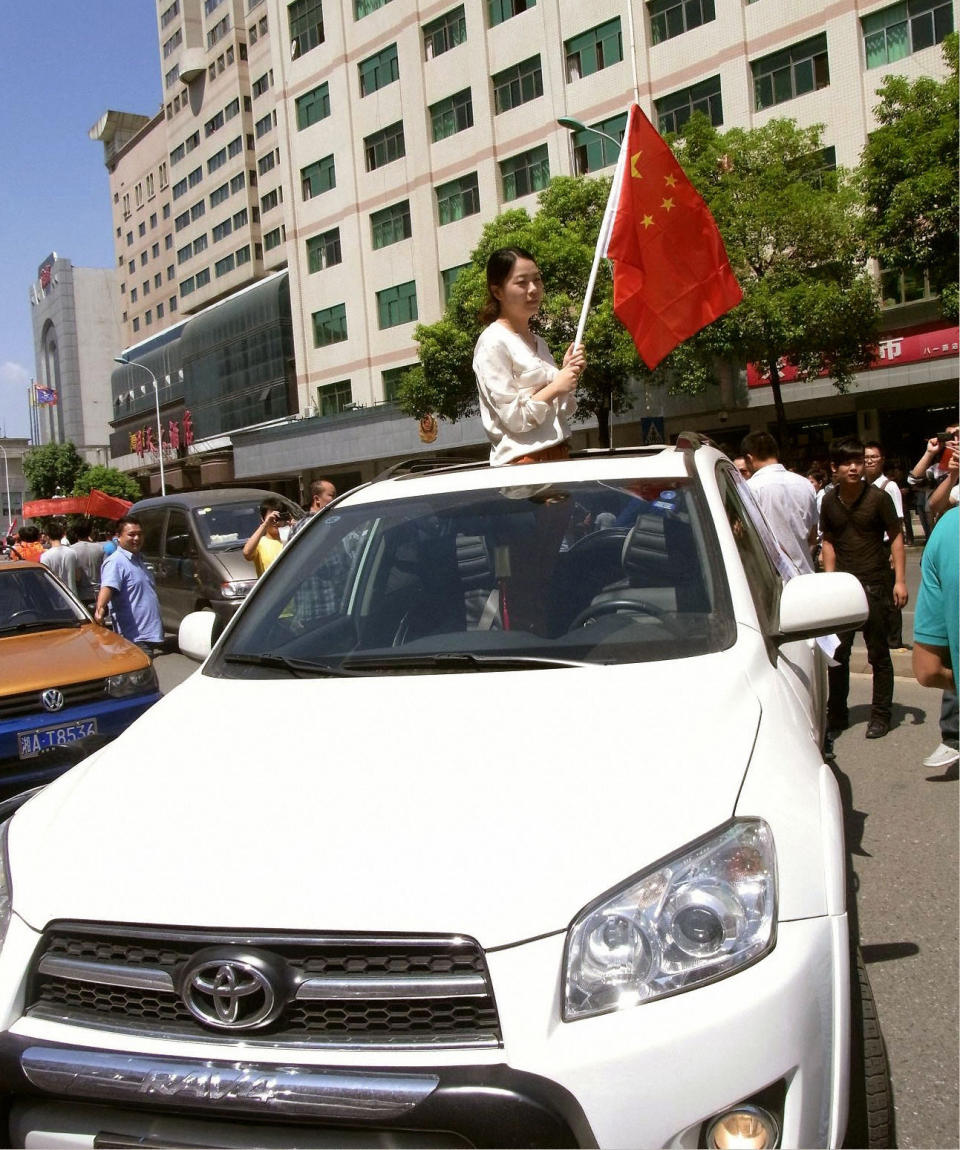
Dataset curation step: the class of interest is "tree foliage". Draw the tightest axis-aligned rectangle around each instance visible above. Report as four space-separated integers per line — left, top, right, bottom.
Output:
857 33 959 320
673 115 881 442
72 465 142 503
22 442 88 500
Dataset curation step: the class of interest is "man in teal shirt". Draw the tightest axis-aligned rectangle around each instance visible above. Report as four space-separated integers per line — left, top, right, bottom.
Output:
912 508 959 758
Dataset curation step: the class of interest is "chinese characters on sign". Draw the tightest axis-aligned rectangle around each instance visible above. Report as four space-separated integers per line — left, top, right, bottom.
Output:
129 410 194 459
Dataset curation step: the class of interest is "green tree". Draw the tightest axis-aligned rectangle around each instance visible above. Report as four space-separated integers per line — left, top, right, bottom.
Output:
673 115 881 445
22 441 88 500
397 180 640 445
858 33 958 320
72 465 142 503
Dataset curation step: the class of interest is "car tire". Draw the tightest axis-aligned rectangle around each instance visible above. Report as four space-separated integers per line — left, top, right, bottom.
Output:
844 946 896 1149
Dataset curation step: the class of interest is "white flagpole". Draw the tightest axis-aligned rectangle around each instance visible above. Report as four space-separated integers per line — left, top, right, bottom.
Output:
572 106 633 349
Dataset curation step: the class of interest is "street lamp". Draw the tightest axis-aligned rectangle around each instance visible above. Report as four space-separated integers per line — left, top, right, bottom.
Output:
114 355 166 496
556 116 622 149
0 444 11 535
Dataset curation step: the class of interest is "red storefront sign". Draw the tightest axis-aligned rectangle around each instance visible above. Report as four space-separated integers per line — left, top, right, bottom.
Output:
747 321 959 388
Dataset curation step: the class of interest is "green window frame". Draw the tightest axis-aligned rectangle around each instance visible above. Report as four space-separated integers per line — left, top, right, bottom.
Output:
296 83 330 130
289 0 324 55
424 6 466 58
492 56 543 114
381 366 408 403
441 263 470 303
318 379 352 416
364 122 405 171
355 0 392 17
359 44 399 96
565 18 622 80
655 74 723 135
571 112 627 175
430 88 474 140
862 0 953 68
377 281 418 329
312 303 348 347
488 0 535 28
500 145 550 201
307 227 342 272
371 201 412 249
649 0 715 45
752 33 829 110
436 172 480 224
301 155 336 199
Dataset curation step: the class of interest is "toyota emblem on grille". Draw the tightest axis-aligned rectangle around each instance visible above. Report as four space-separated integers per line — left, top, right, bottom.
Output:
180 951 285 1031
41 689 64 713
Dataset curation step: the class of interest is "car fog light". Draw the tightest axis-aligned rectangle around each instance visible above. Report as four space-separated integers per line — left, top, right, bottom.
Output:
705 1105 779 1150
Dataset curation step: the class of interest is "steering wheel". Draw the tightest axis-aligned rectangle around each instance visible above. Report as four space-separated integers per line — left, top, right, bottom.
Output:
569 598 680 633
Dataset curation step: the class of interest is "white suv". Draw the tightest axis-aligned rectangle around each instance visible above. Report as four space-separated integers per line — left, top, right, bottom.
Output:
0 437 893 1148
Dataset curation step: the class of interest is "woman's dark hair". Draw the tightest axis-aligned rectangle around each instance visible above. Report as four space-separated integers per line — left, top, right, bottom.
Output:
479 247 537 324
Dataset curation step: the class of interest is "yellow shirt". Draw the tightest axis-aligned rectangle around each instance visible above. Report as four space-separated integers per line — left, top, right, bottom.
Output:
253 535 284 577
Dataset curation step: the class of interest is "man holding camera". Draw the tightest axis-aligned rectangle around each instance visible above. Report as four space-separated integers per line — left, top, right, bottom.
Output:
242 496 293 577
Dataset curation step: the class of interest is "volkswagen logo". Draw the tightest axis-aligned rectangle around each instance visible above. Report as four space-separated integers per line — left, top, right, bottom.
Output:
41 689 64 713
180 950 286 1031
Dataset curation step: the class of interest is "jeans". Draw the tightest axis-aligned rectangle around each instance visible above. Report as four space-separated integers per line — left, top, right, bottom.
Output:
941 687 959 750
828 582 894 723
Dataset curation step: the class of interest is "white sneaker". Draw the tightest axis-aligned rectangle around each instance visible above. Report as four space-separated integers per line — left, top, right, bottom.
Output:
922 742 960 769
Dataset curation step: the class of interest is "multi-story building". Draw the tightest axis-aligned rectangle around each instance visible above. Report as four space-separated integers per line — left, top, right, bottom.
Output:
94 0 957 495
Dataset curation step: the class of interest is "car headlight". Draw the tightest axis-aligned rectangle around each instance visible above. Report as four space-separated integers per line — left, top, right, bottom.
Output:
221 579 257 600
0 822 12 952
563 819 777 1021
106 665 159 697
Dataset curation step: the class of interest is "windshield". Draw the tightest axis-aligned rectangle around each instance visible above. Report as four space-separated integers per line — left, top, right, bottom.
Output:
192 500 297 550
212 477 735 676
0 567 87 635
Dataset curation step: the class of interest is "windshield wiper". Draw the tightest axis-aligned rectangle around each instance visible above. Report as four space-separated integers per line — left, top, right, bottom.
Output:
222 652 369 677
341 652 592 672
0 620 83 636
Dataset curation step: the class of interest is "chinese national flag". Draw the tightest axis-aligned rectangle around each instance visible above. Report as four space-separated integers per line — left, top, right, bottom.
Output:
602 105 742 369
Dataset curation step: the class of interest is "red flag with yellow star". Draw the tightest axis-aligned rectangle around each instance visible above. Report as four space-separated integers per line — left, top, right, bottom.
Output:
601 105 742 369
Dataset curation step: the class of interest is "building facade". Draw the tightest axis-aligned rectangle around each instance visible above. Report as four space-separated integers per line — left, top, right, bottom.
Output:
95 0 957 494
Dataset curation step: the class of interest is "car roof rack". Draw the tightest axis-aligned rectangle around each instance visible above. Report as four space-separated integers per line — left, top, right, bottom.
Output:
372 455 489 483
674 431 707 451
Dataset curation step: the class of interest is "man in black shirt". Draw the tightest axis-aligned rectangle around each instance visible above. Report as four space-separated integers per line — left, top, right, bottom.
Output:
821 437 908 739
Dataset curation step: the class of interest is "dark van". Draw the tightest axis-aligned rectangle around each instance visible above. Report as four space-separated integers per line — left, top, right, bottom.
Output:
128 489 303 635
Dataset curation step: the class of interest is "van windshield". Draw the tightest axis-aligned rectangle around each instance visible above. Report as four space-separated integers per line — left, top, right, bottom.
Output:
212 478 735 674
193 502 283 550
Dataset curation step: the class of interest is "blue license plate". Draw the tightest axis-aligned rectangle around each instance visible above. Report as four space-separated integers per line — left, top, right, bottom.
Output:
17 719 98 760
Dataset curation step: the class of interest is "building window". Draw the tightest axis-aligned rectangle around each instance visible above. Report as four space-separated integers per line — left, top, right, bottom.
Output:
174 211 190 232
188 166 203 187
307 227 342 272
173 178 188 200
230 171 246 193
289 0 324 56
430 88 474 140
215 253 236 277
193 234 208 255
228 135 244 157
655 74 723 134
225 97 240 120
371 200 412 248
492 56 543 113
377 281 418 328
500 145 550 201
441 263 470 303
255 112 274 138
355 0 392 16
296 82 330 129
233 207 249 228
133 317 140 332
213 219 233 243
207 15 231 48
205 109 225 136
211 182 230 207
318 379 352 416
570 112 627 174
264 227 283 250
649 0 714 44
252 72 272 99
364 122 405 171
752 33 829 110
436 172 480 224
196 267 211 287
208 148 228 173
190 200 206 222
302 155 336 198
313 303 348 347
261 188 280 212
879 264 934 306
359 43 399 95
424 6 466 58
565 18 622 80
236 245 251 266
488 0 535 27
258 151 277 176
862 0 953 68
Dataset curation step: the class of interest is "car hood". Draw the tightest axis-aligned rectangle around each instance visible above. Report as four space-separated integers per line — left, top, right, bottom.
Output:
0 623 147 695
10 657 759 949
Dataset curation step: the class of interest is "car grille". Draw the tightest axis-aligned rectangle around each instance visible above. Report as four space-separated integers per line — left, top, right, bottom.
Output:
0 679 108 721
26 924 502 1049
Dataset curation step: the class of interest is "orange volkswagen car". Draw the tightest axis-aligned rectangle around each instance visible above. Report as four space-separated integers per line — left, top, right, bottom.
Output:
0 560 161 797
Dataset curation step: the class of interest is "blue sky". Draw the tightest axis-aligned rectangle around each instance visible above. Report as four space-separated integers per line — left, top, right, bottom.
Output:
0 3 161 438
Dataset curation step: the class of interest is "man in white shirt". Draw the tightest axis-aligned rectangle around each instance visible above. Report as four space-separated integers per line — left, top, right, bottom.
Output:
39 517 78 596
864 441 907 651
741 432 819 574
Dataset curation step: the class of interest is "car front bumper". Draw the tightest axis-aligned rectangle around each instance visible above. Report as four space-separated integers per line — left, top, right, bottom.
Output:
0 914 849 1148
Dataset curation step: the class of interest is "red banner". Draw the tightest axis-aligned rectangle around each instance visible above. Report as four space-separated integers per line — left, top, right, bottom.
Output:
23 489 133 521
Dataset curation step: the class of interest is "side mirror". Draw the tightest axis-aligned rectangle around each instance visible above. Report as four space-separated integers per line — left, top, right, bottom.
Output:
178 610 217 661
774 572 868 642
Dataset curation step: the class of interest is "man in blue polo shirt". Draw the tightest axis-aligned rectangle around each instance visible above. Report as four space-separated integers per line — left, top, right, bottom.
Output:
95 517 164 658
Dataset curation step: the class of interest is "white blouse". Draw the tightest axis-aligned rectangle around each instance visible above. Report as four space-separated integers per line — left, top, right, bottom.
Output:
473 322 577 466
